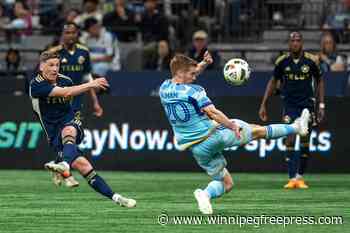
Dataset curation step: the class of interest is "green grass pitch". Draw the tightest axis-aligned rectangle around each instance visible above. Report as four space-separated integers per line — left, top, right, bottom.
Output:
0 171 348 233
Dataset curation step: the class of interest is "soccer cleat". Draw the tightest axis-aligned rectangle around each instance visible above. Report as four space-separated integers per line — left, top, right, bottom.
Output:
292 109 310 136
194 189 213 215
64 176 80 188
45 161 71 178
51 171 63 186
296 179 309 189
283 179 298 189
112 194 137 208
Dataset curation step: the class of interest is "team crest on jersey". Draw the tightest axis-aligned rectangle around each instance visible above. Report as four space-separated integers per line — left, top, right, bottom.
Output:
301 65 310 73
61 58 68 64
78 56 85 64
285 66 291 72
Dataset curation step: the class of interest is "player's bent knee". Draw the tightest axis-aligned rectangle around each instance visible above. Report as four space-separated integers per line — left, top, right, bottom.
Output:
224 178 233 193
71 156 93 175
223 169 234 192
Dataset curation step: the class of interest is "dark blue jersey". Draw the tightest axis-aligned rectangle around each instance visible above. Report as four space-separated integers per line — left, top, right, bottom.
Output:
29 73 75 145
48 43 91 112
273 52 322 107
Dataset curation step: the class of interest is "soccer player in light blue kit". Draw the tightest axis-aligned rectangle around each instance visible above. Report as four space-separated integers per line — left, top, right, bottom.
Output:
159 53 311 214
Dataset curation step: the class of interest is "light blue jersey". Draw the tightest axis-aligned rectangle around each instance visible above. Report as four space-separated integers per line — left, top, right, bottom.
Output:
159 79 215 149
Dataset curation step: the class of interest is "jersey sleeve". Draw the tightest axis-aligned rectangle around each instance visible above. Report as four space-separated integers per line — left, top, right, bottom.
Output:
188 86 212 109
30 79 54 98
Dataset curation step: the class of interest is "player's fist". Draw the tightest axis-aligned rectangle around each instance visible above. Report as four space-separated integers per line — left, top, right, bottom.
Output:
259 105 268 122
92 78 109 90
203 51 213 65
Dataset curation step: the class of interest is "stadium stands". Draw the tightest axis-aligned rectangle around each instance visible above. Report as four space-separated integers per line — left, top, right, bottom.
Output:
0 0 349 78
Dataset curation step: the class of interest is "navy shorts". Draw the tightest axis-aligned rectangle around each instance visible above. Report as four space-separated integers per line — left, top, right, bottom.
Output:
47 120 84 153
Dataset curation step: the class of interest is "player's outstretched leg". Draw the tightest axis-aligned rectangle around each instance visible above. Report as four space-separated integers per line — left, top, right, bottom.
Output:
251 109 310 141
248 109 310 189
72 156 136 208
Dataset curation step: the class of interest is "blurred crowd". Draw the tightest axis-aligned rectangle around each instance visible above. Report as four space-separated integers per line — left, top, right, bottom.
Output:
0 0 349 75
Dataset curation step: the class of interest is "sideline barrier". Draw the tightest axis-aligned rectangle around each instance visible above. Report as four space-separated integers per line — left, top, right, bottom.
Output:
0 96 348 172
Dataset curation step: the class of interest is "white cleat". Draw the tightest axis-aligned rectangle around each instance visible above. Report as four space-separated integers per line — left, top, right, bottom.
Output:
44 161 70 177
112 194 137 208
194 189 213 215
293 109 310 136
47 161 79 188
64 175 79 188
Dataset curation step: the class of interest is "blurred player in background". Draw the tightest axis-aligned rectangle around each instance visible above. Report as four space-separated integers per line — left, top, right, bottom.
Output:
47 22 104 186
259 32 325 189
29 51 136 207
159 52 310 214
48 22 103 117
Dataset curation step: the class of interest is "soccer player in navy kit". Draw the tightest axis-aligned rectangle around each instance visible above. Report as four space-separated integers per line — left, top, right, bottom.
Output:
48 22 103 118
47 23 104 186
29 51 136 207
259 32 325 189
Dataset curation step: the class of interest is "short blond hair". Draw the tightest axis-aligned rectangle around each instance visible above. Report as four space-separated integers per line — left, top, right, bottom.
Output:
39 51 60 63
170 54 197 76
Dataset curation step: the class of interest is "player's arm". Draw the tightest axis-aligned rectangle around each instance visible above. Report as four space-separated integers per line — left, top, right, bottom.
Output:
259 77 277 122
259 57 283 121
314 62 325 122
49 78 109 98
196 51 213 75
84 50 104 117
85 74 104 117
202 104 240 138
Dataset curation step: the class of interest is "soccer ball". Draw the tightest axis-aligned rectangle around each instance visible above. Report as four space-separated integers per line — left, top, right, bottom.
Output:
223 58 251 86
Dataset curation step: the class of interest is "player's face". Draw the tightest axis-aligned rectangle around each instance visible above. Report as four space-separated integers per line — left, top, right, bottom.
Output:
322 36 335 54
62 26 78 47
193 38 207 51
289 37 303 54
181 66 198 83
41 58 60 82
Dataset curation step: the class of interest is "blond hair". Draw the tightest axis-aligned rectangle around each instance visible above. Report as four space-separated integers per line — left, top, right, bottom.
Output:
170 54 197 76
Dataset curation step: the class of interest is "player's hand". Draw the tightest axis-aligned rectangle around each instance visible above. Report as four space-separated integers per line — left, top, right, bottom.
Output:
93 103 103 117
259 105 268 122
92 78 109 90
203 51 213 65
317 108 325 123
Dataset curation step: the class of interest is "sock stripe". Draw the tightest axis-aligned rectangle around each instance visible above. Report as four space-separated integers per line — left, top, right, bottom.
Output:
266 126 272 138
84 169 97 182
